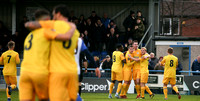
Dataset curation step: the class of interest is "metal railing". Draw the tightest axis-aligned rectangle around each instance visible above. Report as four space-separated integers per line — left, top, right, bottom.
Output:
138 23 152 48
1 67 199 75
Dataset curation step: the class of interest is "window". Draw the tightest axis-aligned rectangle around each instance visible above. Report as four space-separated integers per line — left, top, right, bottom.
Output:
162 18 180 35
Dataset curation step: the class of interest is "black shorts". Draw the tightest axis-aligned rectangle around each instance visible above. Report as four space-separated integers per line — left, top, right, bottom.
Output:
79 67 83 82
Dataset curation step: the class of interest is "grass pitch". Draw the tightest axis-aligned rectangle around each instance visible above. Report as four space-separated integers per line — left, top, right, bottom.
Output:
0 90 200 101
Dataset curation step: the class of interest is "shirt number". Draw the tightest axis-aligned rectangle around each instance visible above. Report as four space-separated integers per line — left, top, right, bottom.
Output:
63 40 72 49
170 60 174 67
7 55 11 63
113 55 116 62
25 34 33 50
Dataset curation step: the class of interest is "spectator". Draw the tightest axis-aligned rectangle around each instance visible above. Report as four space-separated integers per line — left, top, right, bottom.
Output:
124 38 133 51
11 31 21 53
88 56 100 73
134 18 145 42
123 10 136 42
149 52 159 73
74 18 81 32
69 10 77 22
94 19 106 52
102 55 112 70
82 30 90 48
107 20 119 34
88 11 101 27
85 18 95 51
19 16 30 45
101 13 110 29
136 11 146 25
191 55 200 75
154 56 164 74
78 14 86 33
106 28 119 56
176 60 183 75
0 21 11 48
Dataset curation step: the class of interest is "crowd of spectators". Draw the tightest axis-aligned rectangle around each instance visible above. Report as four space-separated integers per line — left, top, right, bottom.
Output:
3 10 198 76
0 10 146 57
69 10 146 54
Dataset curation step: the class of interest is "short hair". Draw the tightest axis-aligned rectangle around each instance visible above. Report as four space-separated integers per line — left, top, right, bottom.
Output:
150 52 154 56
130 10 135 14
168 47 173 54
133 40 138 43
53 4 69 18
128 45 133 49
116 43 122 49
137 10 142 13
8 41 15 49
34 9 50 20
141 47 147 51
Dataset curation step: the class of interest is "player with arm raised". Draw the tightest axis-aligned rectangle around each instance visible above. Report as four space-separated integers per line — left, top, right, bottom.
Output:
119 45 134 99
0 41 20 101
108 44 126 99
129 47 154 99
160 47 181 100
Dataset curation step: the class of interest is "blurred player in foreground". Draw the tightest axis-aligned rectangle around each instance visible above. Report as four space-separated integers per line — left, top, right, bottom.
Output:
108 44 126 99
0 41 20 101
20 9 75 101
129 47 154 99
160 47 181 100
75 38 100 101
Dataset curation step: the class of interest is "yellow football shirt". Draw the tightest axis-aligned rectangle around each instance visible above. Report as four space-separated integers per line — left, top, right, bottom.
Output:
48 22 79 73
111 51 125 72
0 50 20 76
132 49 142 70
140 53 149 73
21 28 51 75
123 51 134 71
161 55 178 78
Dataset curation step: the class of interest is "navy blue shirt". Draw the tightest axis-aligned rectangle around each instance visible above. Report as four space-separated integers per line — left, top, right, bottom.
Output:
191 59 200 75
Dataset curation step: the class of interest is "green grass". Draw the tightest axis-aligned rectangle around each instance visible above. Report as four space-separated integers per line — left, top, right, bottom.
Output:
0 90 200 101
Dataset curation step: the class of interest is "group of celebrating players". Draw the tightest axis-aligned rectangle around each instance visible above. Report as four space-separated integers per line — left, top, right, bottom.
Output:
108 40 181 100
0 4 182 101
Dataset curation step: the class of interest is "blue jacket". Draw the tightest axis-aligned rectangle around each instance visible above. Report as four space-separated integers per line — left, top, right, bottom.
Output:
191 59 200 75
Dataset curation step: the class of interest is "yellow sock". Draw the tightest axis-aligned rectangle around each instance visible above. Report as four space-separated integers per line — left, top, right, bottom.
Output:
124 84 130 95
145 85 153 95
163 87 168 98
6 87 11 98
116 83 122 94
173 86 179 93
11 85 16 89
109 83 114 94
135 85 140 95
138 85 141 95
120 83 127 96
141 87 145 97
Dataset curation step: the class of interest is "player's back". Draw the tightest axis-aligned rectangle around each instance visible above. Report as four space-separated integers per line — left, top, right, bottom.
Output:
21 28 50 75
1 50 19 75
132 49 142 69
111 51 124 72
140 53 149 73
162 55 178 78
49 21 79 73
